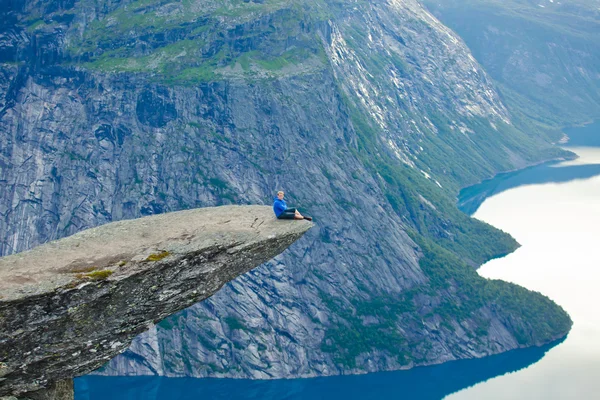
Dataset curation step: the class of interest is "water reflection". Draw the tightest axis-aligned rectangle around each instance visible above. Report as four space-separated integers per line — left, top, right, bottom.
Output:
563 120 600 147
76 339 563 400
458 163 600 215
459 120 600 215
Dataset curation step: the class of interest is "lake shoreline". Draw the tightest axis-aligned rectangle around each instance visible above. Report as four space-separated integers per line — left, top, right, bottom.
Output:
457 120 600 207
448 138 600 399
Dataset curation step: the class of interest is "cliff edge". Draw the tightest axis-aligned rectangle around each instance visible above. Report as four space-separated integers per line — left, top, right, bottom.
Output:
0 205 312 399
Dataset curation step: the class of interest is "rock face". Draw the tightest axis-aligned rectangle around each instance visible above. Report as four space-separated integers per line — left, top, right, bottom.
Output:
423 0 600 129
0 0 573 383
0 205 312 397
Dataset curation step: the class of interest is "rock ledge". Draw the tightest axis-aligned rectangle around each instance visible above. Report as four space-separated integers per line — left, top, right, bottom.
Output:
0 206 312 398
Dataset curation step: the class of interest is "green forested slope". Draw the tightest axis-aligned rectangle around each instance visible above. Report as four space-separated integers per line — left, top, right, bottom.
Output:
424 0 600 134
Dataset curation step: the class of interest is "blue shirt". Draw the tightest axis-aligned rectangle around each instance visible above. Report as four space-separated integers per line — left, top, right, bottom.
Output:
273 197 287 217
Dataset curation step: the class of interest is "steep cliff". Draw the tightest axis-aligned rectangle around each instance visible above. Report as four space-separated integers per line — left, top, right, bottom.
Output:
423 0 600 131
0 206 312 398
0 0 571 380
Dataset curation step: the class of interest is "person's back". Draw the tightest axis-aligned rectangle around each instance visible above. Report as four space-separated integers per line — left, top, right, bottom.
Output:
273 196 287 218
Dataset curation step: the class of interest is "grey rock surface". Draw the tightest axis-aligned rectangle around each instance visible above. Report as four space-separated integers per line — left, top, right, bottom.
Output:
0 205 312 397
18 379 73 400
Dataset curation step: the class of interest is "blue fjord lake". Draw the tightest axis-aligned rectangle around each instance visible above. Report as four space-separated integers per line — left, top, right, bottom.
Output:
76 121 600 399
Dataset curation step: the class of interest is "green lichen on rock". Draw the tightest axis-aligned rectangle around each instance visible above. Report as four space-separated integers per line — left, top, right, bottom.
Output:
81 270 114 281
69 265 100 273
144 251 171 262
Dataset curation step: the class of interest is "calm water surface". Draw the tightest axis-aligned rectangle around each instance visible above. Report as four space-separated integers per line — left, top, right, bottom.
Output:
76 122 600 399
447 123 600 399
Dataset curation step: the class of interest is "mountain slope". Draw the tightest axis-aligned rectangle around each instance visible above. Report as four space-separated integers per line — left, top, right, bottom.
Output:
0 0 571 379
423 0 600 133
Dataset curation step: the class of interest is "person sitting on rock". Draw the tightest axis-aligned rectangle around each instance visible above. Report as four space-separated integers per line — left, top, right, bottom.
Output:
273 191 312 221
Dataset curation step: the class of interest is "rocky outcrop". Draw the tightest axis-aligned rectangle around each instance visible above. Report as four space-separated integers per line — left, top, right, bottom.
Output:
0 206 312 398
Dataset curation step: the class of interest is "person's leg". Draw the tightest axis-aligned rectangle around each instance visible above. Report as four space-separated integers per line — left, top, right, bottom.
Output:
278 210 296 219
284 208 304 220
278 208 312 221
293 209 312 221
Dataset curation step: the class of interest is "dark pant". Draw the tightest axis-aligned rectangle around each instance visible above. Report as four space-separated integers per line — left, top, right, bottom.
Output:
277 208 297 219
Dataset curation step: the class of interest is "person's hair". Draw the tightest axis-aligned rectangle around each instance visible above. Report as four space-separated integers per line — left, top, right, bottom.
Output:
277 191 284 195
